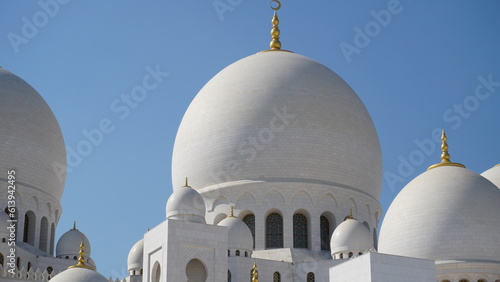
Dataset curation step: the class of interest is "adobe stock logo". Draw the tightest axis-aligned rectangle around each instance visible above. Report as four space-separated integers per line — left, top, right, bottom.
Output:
340 0 404 63
213 0 243 21
7 0 71 54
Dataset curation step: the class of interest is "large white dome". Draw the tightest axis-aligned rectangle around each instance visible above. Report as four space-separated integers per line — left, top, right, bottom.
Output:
379 166 500 263
0 67 66 201
172 51 382 200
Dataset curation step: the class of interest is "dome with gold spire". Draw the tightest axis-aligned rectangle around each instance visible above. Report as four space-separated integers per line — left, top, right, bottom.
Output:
51 242 108 282
171 4 382 202
379 131 500 262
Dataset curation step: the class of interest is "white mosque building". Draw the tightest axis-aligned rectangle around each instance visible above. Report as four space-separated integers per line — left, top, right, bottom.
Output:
1 3 499 282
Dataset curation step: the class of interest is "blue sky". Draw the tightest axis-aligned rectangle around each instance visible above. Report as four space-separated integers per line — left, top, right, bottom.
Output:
1 0 499 278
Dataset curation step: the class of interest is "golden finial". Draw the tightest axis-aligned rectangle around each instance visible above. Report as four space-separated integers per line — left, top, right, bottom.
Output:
251 262 259 282
346 209 356 220
68 241 95 270
495 164 500 167
72 221 78 230
269 1 282 51
427 129 466 170
184 177 190 187
229 206 235 217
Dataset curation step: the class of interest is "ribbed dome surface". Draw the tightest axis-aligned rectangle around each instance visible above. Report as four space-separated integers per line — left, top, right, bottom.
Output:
379 166 500 262
172 51 381 199
0 68 66 201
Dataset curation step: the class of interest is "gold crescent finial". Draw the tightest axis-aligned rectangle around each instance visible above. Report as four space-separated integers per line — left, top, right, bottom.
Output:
271 0 281 11
269 1 282 51
184 177 190 187
229 206 235 217
68 241 95 270
427 129 466 170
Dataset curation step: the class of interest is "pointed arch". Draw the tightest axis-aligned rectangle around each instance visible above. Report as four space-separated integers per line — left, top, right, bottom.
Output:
211 196 229 211
291 190 313 207
235 192 257 209
320 193 338 208
264 190 285 206
26 196 40 210
152 261 161 282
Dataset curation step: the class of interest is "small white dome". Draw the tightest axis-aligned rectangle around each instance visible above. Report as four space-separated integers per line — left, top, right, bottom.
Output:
481 165 500 189
218 215 253 251
127 238 144 272
56 227 92 258
379 166 500 262
330 217 373 256
50 267 108 282
166 183 206 223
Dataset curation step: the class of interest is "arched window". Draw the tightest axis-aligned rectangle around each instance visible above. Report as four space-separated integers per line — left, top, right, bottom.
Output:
228 270 231 282
266 213 283 248
320 216 330 251
0 253 3 266
16 257 21 269
23 211 36 245
152 261 161 282
27 262 32 271
273 271 281 282
293 213 308 248
348 252 353 258
228 250 230 257
245 251 248 257
186 259 207 282
440 280 451 282
242 214 255 249
339 253 343 259
478 280 487 282
235 250 240 256
39 217 49 252
458 280 469 282
373 228 378 250
47 266 53 275
73 256 77 260
307 272 315 282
